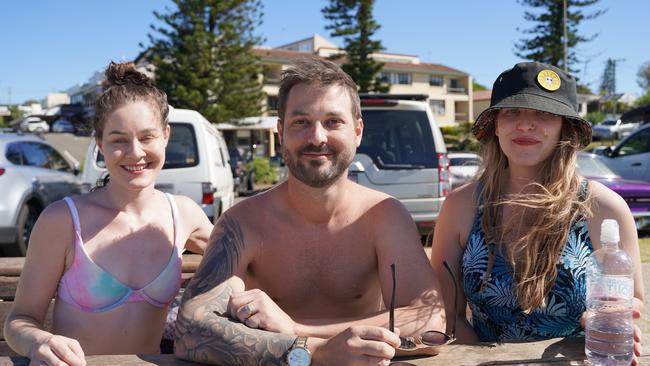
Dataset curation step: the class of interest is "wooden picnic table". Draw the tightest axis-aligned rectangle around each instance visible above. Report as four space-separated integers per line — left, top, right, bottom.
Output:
0 337 647 365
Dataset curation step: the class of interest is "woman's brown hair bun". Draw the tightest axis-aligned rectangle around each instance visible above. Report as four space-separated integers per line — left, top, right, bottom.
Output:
102 61 152 91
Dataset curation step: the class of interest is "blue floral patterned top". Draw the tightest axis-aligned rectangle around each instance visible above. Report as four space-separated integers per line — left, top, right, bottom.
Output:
461 182 593 342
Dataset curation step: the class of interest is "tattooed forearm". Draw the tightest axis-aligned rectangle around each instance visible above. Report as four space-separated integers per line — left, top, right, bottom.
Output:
184 214 245 300
176 214 295 364
175 284 295 365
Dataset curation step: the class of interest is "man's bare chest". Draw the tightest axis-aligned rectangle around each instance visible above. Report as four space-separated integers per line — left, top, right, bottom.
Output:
244 231 383 317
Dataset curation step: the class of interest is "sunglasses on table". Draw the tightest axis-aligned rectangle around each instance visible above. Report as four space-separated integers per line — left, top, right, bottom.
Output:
389 261 458 351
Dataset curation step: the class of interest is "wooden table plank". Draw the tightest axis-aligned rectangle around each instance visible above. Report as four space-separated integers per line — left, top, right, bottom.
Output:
0 254 201 276
0 278 18 301
0 259 24 277
1 337 647 365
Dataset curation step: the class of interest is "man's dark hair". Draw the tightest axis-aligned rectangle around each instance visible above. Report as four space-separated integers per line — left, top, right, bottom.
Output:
277 58 361 121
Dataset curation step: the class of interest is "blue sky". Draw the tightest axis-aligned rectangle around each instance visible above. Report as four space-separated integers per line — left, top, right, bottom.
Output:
0 0 647 105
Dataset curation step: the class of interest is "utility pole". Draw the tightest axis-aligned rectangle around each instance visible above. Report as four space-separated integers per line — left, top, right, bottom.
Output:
563 0 568 73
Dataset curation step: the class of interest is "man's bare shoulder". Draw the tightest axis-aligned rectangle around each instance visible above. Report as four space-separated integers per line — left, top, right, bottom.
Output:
227 184 284 221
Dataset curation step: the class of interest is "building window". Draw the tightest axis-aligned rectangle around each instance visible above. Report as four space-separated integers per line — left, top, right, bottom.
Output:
379 72 412 85
429 75 443 86
266 95 278 114
379 72 391 84
397 73 411 85
448 79 465 93
430 100 445 115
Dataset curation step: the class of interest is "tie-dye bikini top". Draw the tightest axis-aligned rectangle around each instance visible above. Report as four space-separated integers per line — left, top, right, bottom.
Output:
57 194 183 313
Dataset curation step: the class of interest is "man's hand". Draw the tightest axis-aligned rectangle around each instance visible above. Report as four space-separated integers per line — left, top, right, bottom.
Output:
228 289 297 334
29 334 86 366
311 326 401 366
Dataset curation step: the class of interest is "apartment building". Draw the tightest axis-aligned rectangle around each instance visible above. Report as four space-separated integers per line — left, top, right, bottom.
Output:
259 34 473 126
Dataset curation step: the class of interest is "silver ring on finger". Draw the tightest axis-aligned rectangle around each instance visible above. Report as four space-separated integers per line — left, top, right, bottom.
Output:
242 304 254 319
245 315 259 328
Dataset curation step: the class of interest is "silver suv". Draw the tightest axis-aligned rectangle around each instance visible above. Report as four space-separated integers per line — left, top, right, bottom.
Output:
0 132 80 255
350 94 450 237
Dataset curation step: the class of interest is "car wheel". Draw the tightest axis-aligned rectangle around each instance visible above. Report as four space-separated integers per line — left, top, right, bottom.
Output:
14 203 39 256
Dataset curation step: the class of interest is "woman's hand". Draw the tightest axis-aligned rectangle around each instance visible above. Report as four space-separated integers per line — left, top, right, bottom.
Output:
29 335 86 366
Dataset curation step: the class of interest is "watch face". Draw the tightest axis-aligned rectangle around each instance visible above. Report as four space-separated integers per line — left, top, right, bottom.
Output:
288 347 311 366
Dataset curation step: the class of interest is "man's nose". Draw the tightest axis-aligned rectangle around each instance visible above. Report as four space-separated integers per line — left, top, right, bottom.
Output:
306 122 327 145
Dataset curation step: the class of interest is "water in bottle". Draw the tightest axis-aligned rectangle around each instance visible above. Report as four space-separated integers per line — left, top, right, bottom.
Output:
585 219 634 366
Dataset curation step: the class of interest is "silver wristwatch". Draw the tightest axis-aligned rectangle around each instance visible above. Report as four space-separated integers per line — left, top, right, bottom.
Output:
287 336 311 366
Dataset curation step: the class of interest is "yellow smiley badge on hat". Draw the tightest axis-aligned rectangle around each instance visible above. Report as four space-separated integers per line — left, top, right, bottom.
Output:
537 69 561 91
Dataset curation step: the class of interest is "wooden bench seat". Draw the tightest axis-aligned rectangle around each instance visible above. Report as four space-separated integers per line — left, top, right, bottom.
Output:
0 254 201 357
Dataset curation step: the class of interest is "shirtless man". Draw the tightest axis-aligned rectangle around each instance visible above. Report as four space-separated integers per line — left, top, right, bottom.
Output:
174 58 445 366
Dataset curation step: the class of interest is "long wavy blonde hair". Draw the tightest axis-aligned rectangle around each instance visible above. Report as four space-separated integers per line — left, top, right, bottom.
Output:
478 112 592 313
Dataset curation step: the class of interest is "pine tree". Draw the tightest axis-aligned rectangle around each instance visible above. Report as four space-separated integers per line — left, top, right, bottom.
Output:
145 0 264 123
322 0 388 93
514 0 605 75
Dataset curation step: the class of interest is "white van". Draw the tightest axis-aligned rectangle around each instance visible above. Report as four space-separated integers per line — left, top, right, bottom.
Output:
81 107 234 222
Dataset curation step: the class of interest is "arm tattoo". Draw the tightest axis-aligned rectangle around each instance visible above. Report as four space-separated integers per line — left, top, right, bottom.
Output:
176 215 296 365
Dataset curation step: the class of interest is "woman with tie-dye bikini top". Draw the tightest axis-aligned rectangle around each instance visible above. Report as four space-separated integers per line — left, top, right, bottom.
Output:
428 62 644 357
4 61 212 366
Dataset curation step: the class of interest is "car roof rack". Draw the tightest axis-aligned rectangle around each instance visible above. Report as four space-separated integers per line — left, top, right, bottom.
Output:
359 94 428 101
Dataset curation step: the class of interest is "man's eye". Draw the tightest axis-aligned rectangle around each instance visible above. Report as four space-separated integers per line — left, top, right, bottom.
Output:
536 111 554 119
140 135 154 141
293 119 307 125
327 119 341 126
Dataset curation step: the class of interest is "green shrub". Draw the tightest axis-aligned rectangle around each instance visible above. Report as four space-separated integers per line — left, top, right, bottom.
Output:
246 157 278 184
586 111 607 124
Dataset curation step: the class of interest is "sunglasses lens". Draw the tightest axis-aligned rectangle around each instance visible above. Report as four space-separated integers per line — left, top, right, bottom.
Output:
420 331 450 346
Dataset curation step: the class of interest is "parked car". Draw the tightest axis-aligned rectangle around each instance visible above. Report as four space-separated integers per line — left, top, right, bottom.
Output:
577 152 650 230
0 132 80 255
18 116 49 133
448 152 481 189
51 119 75 133
350 94 450 236
81 107 234 223
597 124 650 182
592 119 641 141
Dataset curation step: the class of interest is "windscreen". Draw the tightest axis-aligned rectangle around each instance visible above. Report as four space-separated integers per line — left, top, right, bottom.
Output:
358 110 437 169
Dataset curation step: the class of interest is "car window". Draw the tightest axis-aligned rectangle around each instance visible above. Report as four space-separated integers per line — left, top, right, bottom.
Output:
359 110 437 168
42 144 72 173
165 123 199 168
601 120 616 126
95 122 199 169
20 142 53 168
617 128 650 156
6 142 24 165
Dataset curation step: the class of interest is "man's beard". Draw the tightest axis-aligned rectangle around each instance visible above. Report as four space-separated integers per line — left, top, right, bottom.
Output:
281 143 355 188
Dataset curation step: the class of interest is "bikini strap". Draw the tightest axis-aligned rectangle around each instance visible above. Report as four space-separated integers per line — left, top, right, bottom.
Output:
164 193 182 252
62 197 82 237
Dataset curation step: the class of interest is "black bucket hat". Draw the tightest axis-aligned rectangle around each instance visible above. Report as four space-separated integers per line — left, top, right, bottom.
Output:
473 61 592 148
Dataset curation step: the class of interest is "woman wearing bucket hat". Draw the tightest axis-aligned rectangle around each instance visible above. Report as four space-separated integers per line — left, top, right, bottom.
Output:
429 62 643 353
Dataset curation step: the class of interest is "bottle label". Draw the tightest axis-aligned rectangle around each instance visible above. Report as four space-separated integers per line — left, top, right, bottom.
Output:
587 274 633 300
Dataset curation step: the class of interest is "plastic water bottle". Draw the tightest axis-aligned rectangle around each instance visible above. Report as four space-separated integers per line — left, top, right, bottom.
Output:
585 219 634 366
